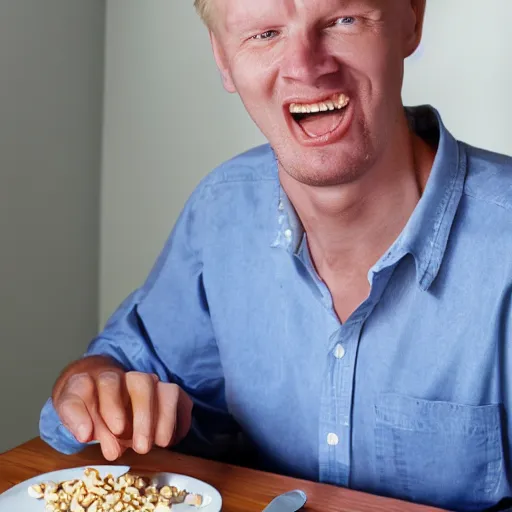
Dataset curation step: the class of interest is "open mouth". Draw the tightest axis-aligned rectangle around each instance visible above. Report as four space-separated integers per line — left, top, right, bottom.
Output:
289 93 350 139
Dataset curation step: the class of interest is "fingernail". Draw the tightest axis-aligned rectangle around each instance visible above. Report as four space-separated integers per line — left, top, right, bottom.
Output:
76 424 89 443
134 435 149 453
104 442 120 461
112 418 125 435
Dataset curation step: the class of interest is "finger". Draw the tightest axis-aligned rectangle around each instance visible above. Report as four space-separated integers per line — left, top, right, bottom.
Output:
125 372 156 454
57 395 93 443
154 384 193 447
96 371 127 436
56 373 95 443
93 419 126 462
87 400 126 462
174 387 194 444
154 383 179 447
59 373 123 461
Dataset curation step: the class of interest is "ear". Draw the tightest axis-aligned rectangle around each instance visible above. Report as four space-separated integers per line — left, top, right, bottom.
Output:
403 0 427 58
209 30 237 93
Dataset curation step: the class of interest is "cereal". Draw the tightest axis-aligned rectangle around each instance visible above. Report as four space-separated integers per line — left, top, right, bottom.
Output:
28 468 203 511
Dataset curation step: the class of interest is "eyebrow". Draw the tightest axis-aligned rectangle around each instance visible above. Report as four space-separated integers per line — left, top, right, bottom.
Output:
224 0 384 33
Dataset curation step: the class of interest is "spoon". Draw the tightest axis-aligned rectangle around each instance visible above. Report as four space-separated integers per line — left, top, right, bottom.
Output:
262 489 308 512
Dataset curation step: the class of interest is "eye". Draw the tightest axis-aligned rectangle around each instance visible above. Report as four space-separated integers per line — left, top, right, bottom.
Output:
335 16 356 26
252 30 279 41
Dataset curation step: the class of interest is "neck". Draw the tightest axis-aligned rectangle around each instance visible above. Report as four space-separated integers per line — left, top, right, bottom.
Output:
279 112 435 277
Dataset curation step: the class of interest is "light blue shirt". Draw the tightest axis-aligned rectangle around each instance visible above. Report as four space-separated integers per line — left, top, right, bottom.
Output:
40 106 512 511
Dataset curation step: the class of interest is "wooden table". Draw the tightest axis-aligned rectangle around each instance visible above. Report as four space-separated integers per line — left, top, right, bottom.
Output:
0 438 443 511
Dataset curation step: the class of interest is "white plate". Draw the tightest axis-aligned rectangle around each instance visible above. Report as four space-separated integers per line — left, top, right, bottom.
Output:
0 465 222 511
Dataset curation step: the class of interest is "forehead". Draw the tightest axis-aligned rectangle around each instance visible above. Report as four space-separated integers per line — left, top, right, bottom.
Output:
215 0 395 30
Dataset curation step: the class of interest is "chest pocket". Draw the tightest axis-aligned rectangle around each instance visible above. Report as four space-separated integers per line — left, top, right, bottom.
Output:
374 394 504 511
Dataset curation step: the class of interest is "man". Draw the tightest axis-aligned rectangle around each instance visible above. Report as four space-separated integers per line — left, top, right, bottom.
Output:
40 0 512 510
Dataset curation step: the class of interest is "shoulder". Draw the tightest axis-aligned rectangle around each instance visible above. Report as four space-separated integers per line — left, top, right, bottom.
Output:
174 143 278 247
197 143 277 190
462 142 512 211
179 143 279 237
181 143 278 215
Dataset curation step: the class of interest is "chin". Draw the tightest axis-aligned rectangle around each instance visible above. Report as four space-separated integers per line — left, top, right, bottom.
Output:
277 148 375 188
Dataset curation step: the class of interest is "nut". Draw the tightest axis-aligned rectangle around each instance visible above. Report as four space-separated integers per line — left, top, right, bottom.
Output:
28 468 202 511
28 484 45 499
135 477 148 490
88 500 100 512
61 481 78 495
184 494 203 506
159 486 173 500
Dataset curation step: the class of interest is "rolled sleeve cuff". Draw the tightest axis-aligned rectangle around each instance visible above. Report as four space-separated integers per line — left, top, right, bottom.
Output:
39 397 88 455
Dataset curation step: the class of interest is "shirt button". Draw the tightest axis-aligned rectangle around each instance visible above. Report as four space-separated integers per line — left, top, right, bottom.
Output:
284 229 293 240
334 344 345 359
327 433 339 446
278 200 285 211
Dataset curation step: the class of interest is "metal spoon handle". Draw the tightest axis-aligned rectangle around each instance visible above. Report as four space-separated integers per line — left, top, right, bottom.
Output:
262 489 307 512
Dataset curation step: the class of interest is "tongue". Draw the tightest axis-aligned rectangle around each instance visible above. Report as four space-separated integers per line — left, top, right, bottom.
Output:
298 110 344 138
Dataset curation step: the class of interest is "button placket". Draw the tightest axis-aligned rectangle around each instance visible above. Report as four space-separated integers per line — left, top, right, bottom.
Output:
319 322 364 487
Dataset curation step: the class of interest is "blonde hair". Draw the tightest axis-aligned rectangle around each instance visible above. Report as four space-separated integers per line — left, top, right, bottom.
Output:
194 0 213 27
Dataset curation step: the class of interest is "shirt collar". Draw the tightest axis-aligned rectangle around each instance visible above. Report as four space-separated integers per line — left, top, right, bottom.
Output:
271 105 467 291
271 179 304 253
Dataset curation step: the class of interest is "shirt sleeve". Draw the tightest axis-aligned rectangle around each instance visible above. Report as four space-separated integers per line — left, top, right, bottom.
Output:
39 183 241 458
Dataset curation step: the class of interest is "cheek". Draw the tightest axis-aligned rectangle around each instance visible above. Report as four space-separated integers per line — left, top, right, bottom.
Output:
232 68 278 118
327 32 400 93
357 49 403 104
371 35 405 93
231 49 280 100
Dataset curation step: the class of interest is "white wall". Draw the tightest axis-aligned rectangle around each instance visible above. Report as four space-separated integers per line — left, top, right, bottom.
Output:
100 0 265 326
402 0 512 156
100 0 512 326
0 0 105 452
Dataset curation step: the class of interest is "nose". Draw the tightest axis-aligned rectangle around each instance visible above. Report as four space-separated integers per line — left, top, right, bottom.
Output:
280 32 339 85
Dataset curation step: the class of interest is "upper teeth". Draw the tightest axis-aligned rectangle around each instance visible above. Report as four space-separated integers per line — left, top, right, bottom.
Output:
289 93 349 114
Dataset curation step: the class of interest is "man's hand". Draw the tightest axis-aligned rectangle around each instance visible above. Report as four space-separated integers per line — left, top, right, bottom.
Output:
52 356 193 461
